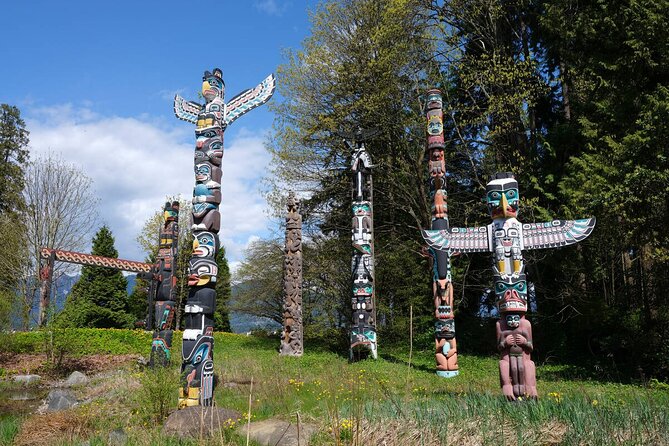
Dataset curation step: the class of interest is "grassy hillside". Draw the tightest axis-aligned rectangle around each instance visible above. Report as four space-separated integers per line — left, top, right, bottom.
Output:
1 329 668 445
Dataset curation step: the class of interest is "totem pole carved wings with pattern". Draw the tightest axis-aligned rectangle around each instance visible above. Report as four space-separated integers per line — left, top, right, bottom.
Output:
173 73 276 126
422 217 596 254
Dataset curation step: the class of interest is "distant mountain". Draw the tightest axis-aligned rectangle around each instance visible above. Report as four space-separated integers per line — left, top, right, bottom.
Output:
18 274 280 334
229 312 281 334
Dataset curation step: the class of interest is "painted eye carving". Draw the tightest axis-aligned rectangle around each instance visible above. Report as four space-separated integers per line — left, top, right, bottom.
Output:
508 229 519 237
495 230 505 237
491 192 501 199
496 283 506 292
507 190 516 198
517 282 525 291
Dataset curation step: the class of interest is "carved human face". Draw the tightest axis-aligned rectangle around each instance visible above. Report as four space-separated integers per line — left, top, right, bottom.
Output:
195 163 212 183
494 224 520 248
195 130 223 165
506 314 521 328
486 178 519 219
427 113 443 136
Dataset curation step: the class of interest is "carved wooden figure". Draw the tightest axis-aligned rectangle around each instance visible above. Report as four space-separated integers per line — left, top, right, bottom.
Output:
423 172 595 399
347 130 378 361
280 192 303 356
174 68 275 407
425 90 458 377
149 201 180 367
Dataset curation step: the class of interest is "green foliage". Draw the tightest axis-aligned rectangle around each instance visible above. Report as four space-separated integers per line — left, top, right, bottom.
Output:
0 415 19 446
0 213 24 294
136 366 179 423
232 238 284 325
58 226 133 329
214 247 232 332
2 328 669 444
0 104 29 215
3 328 153 356
127 273 150 324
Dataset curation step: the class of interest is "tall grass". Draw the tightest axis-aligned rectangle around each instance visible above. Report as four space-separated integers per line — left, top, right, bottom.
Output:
3 329 669 445
0 415 19 446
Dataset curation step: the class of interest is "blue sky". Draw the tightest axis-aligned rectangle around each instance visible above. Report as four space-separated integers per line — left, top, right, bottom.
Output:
0 0 317 271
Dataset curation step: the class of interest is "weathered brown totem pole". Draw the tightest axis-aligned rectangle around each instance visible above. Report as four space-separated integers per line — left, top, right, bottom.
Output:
347 131 377 361
280 191 303 356
423 172 596 400
149 201 180 367
174 68 274 407
424 90 458 377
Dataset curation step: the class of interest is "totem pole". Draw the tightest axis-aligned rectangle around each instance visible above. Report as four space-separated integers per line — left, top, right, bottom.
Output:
280 191 303 356
424 90 458 377
149 201 180 367
422 172 595 400
174 68 275 407
347 130 378 360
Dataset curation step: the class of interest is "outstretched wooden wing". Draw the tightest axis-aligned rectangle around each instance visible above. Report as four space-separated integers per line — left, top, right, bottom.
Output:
522 218 596 250
224 73 276 126
174 95 203 124
422 226 491 254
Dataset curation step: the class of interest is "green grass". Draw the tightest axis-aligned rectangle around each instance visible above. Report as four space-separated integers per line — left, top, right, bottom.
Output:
0 415 19 446
2 329 669 445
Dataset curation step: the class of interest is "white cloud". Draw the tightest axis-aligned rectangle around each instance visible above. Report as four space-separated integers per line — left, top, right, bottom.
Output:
254 0 290 16
26 104 273 267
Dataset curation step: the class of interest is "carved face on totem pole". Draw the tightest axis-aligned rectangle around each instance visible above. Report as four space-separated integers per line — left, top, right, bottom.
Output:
164 201 179 222
505 314 521 329
193 232 218 258
188 257 218 286
426 91 443 136
195 163 222 187
435 318 455 340
195 129 224 166
486 176 519 219
287 192 299 214
202 69 224 103
494 272 528 313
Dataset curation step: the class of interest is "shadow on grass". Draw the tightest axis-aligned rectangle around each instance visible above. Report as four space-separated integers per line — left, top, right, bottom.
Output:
378 352 435 375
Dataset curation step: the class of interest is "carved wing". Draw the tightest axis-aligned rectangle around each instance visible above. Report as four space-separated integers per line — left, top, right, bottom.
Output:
422 226 492 253
224 73 276 126
522 218 596 250
174 95 203 124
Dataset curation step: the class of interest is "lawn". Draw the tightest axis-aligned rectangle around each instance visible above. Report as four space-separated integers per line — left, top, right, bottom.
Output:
1 329 668 445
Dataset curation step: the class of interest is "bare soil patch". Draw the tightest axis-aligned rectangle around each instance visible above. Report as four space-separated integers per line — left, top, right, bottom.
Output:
1 353 139 379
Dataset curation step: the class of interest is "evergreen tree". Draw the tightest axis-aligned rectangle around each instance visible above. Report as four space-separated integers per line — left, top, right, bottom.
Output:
0 104 29 310
214 247 232 332
0 104 30 215
57 226 133 328
267 0 441 338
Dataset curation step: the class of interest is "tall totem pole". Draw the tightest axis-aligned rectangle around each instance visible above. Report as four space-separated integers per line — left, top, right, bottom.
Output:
280 191 303 356
422 172 596 400
149 201 180 367
348 131 377 360
425 90 458 377
174 68 275 407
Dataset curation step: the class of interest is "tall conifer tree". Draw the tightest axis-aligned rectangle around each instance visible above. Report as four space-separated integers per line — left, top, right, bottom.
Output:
214 247 232 332
58 226 133 328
